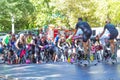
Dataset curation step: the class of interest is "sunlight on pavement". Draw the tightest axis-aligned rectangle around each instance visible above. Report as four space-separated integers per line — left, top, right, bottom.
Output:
19 74 61 80
9 65 33 70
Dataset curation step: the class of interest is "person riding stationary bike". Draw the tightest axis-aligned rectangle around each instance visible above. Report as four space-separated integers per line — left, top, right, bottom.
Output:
98 20 118 60
73 18 92 60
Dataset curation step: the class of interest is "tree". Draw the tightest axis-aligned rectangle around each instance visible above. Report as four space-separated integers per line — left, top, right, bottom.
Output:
0 0 35 31
50 0 98 28
94 0 120 26
1 0 120 31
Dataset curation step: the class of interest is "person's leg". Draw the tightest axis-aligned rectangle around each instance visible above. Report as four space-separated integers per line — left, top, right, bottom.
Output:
109 39 114 54
109 39 116 59
17 50 21 64
109 32 118 59
0 48 3 59
15 53 18 64
83 41 89 54
7 52 11 63
83 32 91 59
71 47 76 59
18 57 21 63
54 54 58 62
82 40 89 60
54 46 59 61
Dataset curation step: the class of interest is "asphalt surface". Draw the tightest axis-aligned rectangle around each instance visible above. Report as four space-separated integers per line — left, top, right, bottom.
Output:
1 60 120 80
0 50 120 80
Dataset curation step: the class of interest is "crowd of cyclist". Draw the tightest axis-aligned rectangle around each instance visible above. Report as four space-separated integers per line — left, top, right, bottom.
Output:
0 18 119 65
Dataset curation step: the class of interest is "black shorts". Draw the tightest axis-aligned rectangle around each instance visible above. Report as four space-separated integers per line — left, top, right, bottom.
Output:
109 31 118 40
83 30 92 42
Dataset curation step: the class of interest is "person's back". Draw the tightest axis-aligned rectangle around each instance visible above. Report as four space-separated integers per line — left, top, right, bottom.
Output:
105 23 118 35
76 21 91 32
82 22 91 30
103 21 118 40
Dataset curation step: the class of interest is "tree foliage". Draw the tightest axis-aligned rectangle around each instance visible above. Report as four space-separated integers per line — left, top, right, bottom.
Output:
0 0 120 31
0 0 35 31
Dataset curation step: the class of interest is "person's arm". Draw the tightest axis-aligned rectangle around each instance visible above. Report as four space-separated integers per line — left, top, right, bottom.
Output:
9 39 12 46
45 40 48 45
73 23 79 36
26 36 28 44
38 41 43 48
2 35 7 46
53 36 57 45
74 39 78 47
57 39 62 49
31 39 35 45
99 25 107 38
15 39 20 50
73 29 77 37
68 42 71 48
99 29 105 38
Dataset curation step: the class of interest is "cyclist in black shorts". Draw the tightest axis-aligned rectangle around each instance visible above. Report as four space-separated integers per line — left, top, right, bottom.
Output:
98 20 118 59
73 18 92 59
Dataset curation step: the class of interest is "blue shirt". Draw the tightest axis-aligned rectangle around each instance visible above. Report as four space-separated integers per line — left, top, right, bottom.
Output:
54 35 59 43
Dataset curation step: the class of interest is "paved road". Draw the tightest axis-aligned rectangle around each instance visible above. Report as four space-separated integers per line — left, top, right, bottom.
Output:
1 61 120 80
0 50 120 80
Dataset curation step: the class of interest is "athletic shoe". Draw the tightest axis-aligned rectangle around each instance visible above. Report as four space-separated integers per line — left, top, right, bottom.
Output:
111 54 116 60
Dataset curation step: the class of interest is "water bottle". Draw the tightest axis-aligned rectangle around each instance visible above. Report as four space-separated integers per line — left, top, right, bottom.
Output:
67 57 71 63
90 53 94 61
61 54 64 62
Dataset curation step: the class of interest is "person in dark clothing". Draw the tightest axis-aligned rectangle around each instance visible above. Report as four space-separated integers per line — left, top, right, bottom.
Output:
38 36 48 50
98 20 118 59
73 18 92 59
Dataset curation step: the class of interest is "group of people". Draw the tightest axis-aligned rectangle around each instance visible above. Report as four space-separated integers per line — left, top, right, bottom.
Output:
0 17 119 64
73 18 118 61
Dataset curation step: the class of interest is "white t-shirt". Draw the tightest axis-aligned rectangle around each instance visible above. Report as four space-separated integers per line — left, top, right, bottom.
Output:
100 29 110 46
75 28 83 36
